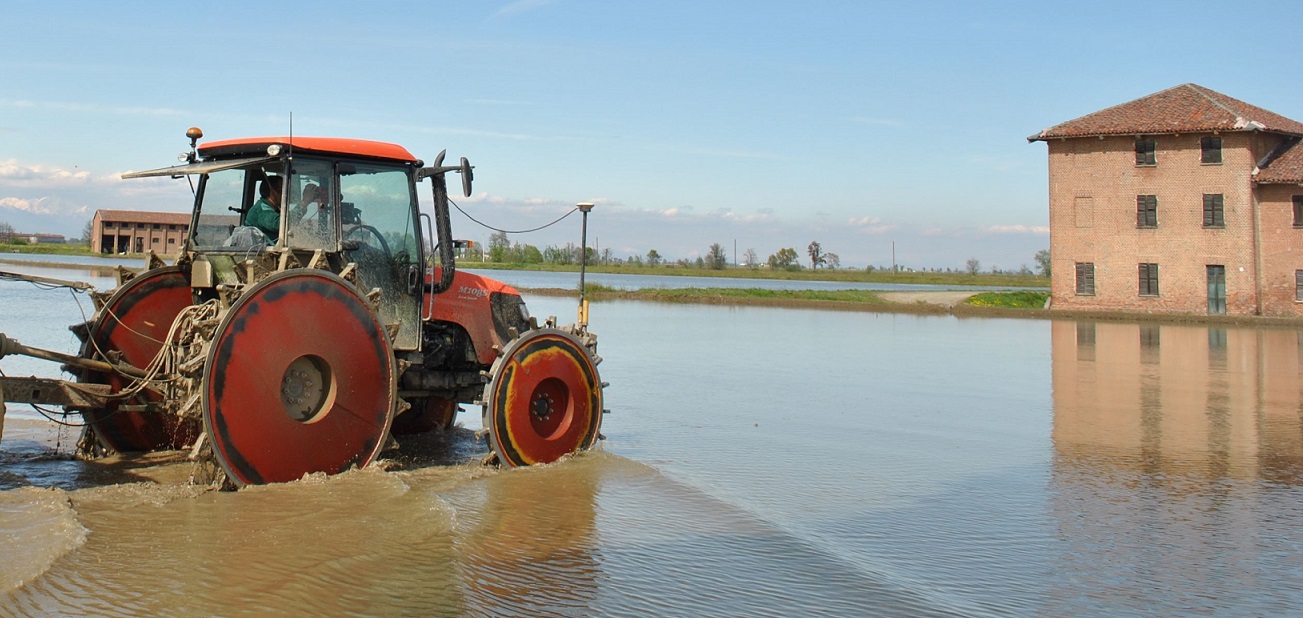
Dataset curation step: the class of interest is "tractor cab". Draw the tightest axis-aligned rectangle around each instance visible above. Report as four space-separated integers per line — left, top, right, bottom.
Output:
125 134 458 352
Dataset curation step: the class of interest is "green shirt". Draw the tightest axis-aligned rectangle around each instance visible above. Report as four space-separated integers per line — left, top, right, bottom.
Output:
245 198 280 242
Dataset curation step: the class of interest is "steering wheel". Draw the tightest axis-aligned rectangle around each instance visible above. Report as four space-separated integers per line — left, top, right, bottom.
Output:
343 224 393 260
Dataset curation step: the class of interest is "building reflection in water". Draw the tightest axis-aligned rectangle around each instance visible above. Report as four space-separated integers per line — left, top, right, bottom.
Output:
1047 323 1303 614
1052 321 1303 483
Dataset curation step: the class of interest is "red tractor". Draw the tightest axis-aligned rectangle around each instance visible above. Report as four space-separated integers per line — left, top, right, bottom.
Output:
0 128 604 486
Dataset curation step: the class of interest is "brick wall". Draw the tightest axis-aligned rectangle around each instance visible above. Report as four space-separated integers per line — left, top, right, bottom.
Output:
1256 184 1303 317
1045 132 1298 317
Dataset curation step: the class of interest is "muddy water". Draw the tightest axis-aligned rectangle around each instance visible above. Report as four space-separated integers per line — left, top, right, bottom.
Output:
2 269 1303 616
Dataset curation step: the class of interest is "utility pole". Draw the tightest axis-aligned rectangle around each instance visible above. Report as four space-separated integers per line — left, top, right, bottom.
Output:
577 202 594 329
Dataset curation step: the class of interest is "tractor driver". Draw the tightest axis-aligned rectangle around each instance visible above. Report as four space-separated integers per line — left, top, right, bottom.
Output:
245 176 284 242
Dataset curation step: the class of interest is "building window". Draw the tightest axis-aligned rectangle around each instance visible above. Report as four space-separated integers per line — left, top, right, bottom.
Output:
1135 138 1156 166
1203 194 1224 228
1201 136 1222 164
1138 263 1159 296
1294 196 1303 227
1136 195 1158 228
152 223 161 230
103 222 113 228
1297 270 1303 302
1075 262 1095 295
169 224 177 231
168 238 176 244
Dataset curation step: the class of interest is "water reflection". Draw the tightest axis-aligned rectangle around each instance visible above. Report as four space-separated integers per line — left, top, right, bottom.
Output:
1052 321 1303 483
1049 322 1303 614
443 456 603 617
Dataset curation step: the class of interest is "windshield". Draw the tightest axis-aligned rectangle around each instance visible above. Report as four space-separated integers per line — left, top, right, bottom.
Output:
339 163 422 350
193 160 285 250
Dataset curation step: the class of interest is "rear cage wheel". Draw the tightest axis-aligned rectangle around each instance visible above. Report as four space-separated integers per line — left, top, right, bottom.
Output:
481 323 604 467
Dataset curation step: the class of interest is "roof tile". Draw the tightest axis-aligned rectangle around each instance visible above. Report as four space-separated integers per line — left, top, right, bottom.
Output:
1029 84 1303 141
96 210 192 225
1255 139 1303 184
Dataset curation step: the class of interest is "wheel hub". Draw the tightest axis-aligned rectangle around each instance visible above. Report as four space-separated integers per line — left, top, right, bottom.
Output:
281 354 334 423
531 392 555 419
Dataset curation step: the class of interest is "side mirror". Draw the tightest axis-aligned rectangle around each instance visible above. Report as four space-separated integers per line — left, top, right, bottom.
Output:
460 157 473 197
416 150 474 197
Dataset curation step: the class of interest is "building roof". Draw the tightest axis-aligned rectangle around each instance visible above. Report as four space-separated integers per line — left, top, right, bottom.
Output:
95 210 192 225
1254 139 1303 184
1028 84 1303 142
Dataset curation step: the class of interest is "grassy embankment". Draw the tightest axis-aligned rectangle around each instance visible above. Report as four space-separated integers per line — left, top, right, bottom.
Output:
571 283 1050 312
0 241 97 256
460 259 1048 289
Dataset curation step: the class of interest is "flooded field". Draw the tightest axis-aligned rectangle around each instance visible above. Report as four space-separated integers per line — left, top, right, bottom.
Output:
2 266 1302 616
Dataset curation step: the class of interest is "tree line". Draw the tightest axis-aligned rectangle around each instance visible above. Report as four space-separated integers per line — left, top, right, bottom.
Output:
479 231 1051 278
480 232 844 272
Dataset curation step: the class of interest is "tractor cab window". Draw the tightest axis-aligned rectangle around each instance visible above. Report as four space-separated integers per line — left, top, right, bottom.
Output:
338 162 422 350
284 158 336 251
193 161 285 249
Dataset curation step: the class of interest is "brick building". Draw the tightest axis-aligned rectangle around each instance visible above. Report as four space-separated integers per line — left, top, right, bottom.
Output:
1029 83 1303 318
91 209 191 255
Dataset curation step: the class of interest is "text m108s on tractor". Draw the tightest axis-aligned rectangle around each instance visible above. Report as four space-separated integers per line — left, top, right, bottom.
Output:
0 128 605 487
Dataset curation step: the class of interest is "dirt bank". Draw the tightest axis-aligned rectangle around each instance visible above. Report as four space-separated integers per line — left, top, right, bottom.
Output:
875 291 977 307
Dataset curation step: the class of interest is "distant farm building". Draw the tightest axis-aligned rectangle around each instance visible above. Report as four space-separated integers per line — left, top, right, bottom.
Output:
91 210 191 255
1029 83 1303 318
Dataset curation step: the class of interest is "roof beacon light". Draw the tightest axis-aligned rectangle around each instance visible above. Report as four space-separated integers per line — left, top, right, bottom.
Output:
182 127 204 163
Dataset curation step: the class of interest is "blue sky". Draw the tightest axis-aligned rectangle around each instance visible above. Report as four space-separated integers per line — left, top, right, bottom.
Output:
3 1 1302 270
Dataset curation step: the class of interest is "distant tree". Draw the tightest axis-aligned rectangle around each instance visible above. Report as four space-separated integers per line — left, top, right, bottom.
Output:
865 264 876 273
965 258 981 275
627 253 644 266
1018 264 1033 276
825 252 840 270
1034 249 1051 278
488 230 510 262
743 248 759 269
544 244 574 264
600 248 612 264
646 249 662 266
807 241 826 270
694 256 705 268
0 221 12 242
80 219 93 243
522 244 544 263
768 247 799 270
705 243 728 270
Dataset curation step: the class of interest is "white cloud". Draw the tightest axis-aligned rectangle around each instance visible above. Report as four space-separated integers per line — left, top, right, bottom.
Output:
0 158 192 236
708 208 776 224
0 196 50 214
847 215 896 234
980 224 1049 235
0 159 94 187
